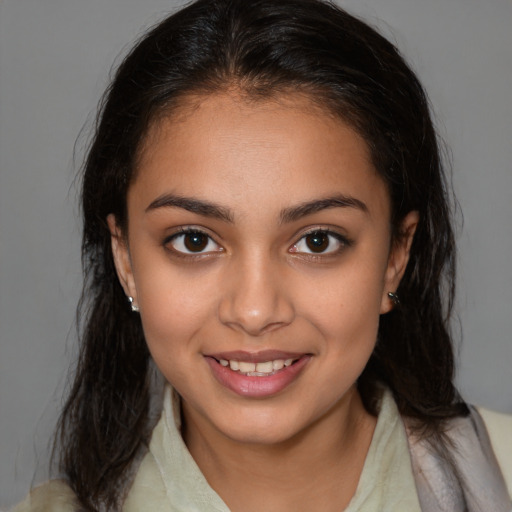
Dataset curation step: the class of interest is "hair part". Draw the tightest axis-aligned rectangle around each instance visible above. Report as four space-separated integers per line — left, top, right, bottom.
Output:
54 0 467 509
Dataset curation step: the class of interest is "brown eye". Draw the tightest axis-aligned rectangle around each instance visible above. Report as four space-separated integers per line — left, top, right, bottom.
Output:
184 232 208 252
305 232 330 253
290 230 346 255
167 230 222 254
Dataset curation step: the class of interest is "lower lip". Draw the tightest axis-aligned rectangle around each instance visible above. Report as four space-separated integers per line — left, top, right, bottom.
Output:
205 356 311 398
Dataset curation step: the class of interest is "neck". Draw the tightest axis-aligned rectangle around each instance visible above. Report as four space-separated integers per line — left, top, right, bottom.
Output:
182 387 377 512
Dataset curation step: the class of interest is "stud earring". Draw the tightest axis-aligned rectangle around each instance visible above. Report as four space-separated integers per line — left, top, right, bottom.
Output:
387 291 400 306
128 296 139 313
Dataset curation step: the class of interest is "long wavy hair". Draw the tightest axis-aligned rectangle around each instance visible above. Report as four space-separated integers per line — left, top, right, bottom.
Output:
54 0 467 509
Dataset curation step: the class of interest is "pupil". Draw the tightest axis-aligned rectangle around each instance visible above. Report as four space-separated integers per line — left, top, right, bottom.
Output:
184 233 207 252
306 232 329 252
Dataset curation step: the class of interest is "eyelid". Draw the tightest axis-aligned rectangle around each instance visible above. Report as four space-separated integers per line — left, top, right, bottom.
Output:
162 225 351 258
163 226 224 256
289 227 352 256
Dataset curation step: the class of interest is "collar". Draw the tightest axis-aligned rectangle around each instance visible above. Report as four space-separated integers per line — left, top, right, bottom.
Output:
125 385 422 511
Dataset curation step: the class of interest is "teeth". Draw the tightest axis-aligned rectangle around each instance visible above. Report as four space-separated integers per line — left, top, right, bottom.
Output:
238 361 256 373
272 359 284 370
255 361 274 373
220 357 297 375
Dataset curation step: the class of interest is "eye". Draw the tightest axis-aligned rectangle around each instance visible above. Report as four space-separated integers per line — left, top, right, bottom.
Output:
166 229 222 255
290 230 346 255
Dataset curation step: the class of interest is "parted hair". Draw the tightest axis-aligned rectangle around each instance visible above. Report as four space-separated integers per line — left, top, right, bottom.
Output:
54 0 467 509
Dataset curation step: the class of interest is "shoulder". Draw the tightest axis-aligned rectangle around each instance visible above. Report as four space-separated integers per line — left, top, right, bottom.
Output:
122 448 168 510
10 480 78 512
478 406 512 496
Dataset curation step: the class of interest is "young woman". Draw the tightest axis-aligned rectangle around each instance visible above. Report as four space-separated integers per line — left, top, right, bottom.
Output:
14 0 512 510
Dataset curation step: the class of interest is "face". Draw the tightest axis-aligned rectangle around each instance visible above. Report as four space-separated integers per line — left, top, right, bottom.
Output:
109 92 416 446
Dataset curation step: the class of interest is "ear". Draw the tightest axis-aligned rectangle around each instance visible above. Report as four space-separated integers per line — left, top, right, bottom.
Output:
107 214 137 303
380 210 419 314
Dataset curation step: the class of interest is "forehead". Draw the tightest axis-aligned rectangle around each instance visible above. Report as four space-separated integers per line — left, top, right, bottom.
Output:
131 92 389 220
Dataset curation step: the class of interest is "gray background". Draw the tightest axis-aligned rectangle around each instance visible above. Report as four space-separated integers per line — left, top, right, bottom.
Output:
1 0 511 507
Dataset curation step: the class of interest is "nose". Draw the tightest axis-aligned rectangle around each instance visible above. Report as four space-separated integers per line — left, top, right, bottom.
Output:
218 253 295 336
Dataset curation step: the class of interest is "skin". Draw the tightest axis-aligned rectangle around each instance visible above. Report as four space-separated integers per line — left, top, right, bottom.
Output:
109 92 418 511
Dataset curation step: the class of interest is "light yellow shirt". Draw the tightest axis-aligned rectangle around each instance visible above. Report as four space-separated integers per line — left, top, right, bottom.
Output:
12 388 512 511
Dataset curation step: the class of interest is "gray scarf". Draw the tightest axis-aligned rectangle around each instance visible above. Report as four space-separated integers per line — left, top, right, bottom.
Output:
406 407 512 512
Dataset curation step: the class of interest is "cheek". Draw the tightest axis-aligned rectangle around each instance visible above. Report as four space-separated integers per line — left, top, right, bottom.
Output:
294 257 387 349
131 254 220 357
137 279 215 385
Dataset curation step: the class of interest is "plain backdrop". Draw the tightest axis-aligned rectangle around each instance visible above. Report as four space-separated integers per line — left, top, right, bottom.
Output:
1 0 511 507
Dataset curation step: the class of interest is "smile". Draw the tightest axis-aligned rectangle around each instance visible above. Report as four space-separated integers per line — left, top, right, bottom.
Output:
205 351 311 398
219 358 297 376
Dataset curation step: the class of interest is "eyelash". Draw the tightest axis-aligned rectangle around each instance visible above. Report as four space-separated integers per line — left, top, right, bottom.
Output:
163 227 351 259
290 229 351 259
163 227 223 257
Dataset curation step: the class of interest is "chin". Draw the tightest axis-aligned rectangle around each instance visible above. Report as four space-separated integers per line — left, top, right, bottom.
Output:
212 407 314 446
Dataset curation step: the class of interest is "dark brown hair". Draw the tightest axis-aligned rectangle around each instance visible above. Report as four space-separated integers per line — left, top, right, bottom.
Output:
55 0 467 509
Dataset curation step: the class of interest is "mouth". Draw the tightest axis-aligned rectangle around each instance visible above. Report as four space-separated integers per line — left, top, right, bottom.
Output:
204 351 311 397
216 357 299 376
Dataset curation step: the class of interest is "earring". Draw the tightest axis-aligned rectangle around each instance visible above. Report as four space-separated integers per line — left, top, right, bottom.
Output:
387 291 400 306
128 296 139 313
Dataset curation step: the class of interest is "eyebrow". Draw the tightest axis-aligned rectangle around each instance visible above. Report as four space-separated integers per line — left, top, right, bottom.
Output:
145 193 234 223
279 195 368 224
145 192 367 224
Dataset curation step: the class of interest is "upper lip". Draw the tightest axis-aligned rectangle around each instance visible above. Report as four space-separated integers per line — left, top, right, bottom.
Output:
205 350 307 363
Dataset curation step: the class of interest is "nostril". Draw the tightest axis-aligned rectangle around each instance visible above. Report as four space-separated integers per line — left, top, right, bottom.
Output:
217 267 295 335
